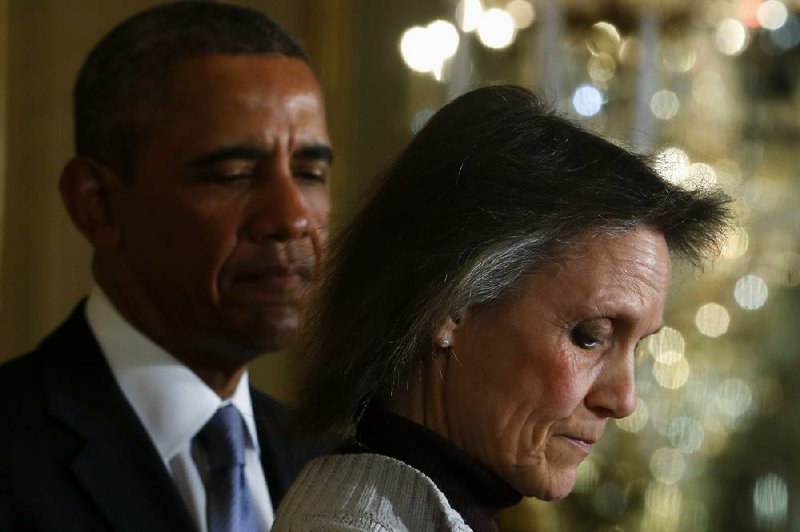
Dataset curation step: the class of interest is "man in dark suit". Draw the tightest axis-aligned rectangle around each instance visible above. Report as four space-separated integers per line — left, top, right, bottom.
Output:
0 3 333 531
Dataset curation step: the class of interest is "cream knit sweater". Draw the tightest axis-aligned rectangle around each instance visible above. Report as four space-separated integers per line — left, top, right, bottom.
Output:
273 453 473 531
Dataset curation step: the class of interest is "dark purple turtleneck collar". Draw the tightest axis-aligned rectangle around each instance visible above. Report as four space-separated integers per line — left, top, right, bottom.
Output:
339 406 522 532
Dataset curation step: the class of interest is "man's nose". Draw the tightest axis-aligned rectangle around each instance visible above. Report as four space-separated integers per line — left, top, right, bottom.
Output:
247 166 311 242
585 350 637 419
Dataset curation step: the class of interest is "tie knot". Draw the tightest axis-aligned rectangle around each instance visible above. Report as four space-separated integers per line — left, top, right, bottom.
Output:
197 405 247 471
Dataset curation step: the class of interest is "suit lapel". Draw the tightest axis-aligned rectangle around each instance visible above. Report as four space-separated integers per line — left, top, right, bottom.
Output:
251 390 297 509
42 304 196 532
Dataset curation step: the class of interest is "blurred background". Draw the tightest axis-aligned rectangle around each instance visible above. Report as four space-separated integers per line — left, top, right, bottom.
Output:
1 0 798 530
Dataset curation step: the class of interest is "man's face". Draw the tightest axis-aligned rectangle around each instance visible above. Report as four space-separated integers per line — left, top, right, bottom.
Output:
109 54 331 364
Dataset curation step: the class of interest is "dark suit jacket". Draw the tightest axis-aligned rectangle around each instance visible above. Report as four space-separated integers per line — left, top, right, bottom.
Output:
0 302 323 531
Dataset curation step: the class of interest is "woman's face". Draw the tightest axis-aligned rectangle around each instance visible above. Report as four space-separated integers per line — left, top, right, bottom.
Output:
432 226 671 499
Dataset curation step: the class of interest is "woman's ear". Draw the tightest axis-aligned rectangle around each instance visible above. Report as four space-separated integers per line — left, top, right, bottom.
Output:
433 315 462 350
59 157 123 250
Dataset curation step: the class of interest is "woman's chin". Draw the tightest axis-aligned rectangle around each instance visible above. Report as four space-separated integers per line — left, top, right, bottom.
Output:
506 467 578 501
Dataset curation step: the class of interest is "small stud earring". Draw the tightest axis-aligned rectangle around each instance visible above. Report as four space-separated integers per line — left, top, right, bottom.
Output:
438 337 450 348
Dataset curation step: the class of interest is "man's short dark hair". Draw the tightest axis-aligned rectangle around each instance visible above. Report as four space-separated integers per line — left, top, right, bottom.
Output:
74 1 309 173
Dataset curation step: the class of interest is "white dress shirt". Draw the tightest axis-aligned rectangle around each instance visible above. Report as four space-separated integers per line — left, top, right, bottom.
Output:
85 286 274 531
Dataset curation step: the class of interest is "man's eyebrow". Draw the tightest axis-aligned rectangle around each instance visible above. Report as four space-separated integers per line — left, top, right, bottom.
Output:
189 146 266 167
188 144 333 167
294 144 333 165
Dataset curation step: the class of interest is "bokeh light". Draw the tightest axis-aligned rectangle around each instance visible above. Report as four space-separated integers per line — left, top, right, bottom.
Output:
650 90 680 120
477 8 515 49
716 378 753 419
715 18 749 55
646 326 685 362
654 357 691 390
616 398 649 433
757 0 789 30
644 482 683 520
399 21 460 80
734 274 769 310
721 226 750 259
655 147 690 185
587 21 621 56
713 158 743 187
573 457 600 493
572 85 604 117
400 26 434 73
506 0 535 29
668 416 705 454
587 53 616 83
456 0 483 32
769 15 800 49
753 474 788 529
650 447 686 484
695 303 730 337
686 162 718 189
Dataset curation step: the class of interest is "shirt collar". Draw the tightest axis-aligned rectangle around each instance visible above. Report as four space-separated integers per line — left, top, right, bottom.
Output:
85 286 260 462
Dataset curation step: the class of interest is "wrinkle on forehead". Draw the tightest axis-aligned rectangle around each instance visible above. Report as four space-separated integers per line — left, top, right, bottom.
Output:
544 226 671 311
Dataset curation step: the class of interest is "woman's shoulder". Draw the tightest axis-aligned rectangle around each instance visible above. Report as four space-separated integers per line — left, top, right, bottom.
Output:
273 453 472 531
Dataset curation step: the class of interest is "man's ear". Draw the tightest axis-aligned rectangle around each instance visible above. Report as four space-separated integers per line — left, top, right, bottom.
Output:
59 157 123 249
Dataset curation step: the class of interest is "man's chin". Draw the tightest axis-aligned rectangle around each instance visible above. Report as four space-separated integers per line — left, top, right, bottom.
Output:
246 316 302 353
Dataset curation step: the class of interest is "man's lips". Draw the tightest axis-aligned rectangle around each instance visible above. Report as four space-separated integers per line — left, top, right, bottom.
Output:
221 264 314 303
232 264 311 284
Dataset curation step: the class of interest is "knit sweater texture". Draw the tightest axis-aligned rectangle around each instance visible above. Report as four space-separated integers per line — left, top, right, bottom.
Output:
272 452 472 531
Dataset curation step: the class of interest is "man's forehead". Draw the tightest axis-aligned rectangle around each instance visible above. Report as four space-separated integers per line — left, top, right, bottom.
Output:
170 53 320 91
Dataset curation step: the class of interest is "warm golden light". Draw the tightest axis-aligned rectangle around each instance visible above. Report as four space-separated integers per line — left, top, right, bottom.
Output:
655 147 690 185
650 90 680 120
721 226 750 259
650 447 686 484
654 357 691 390
588 53 616 84
399 20 460 81
686 162 718 190
695 303 730 338
616 398 649 433
506 0 535 29
646 326 686 362
572 458 600 493
456 0 484 32
477 8 515 49
715 19 749 55
644 482 683 520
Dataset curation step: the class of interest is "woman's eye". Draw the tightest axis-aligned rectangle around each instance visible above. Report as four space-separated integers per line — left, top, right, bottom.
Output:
570 319 612 350
571 327 601 349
